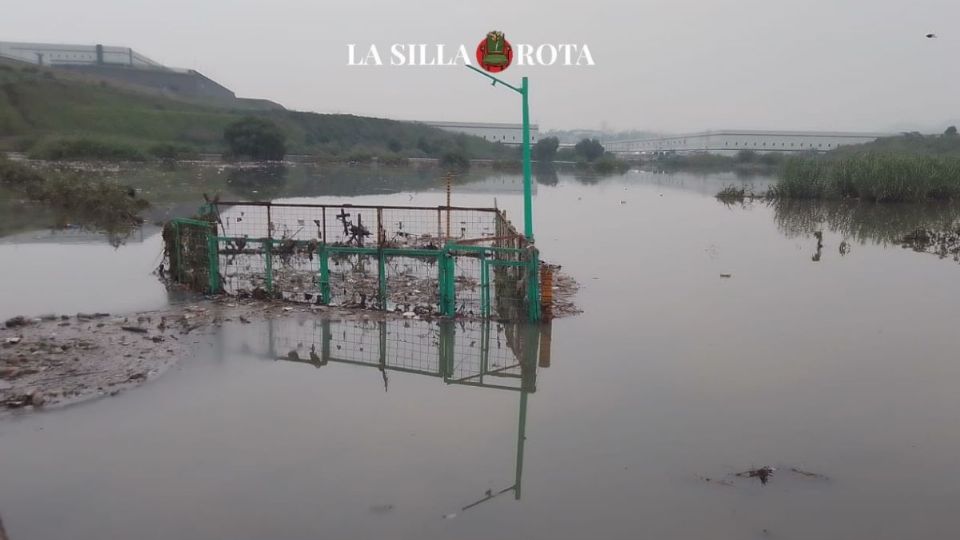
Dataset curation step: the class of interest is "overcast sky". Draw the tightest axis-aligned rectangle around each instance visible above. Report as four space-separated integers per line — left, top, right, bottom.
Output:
2 0 957 132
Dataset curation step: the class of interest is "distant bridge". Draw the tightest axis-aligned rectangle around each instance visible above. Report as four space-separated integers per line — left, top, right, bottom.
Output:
605 130 890 156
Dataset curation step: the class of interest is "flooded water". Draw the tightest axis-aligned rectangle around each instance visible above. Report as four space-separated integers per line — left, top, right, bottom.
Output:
2 164 960 539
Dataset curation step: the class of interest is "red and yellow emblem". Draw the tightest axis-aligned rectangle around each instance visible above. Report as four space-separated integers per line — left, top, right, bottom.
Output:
476 30 513 73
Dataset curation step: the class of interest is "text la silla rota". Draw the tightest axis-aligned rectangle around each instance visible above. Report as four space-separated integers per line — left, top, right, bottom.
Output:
347 43 595 66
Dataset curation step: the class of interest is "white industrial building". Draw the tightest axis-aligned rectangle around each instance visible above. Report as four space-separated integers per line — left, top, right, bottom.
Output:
0 40 242 101
0 41 163 68
605 130 889 156
423 121 540 146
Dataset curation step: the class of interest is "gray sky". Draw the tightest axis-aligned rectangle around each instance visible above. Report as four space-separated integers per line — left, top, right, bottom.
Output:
2 0 957 132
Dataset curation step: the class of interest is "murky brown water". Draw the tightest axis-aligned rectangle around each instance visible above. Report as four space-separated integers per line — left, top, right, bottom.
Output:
2 165 960 539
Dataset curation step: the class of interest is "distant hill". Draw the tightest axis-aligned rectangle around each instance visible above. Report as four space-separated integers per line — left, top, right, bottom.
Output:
0 57 513 159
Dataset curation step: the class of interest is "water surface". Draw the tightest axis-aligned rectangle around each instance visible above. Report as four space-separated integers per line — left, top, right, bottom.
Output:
1 165 959 539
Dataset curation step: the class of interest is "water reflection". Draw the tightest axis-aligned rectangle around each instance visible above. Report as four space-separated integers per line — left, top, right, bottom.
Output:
772 200 960 243
771 200 960 263
231 316 551 506
224 164 289 199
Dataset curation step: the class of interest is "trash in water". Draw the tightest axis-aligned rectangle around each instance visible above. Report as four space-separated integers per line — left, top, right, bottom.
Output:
736 466 776 485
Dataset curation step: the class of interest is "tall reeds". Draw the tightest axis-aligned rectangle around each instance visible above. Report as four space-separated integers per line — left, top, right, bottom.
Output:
774 153 960 202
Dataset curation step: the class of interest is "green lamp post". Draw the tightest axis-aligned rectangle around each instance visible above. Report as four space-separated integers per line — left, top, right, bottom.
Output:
465 64 540 322
465 64 534 243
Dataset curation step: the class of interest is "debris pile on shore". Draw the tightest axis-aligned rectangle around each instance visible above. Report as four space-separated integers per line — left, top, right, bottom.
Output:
1 310 207 411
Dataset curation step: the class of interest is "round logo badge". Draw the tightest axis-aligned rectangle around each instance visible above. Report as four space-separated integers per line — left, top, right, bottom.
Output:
476 30 513 73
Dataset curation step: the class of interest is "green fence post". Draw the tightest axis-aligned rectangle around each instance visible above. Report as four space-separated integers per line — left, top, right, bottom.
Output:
443 248 457 317
438 246 456 317
437 250 446 315
265 239 274 293
207 233 220 294
319 244 330 304
526 246 541 323
378 249 387 310
480 254 490 318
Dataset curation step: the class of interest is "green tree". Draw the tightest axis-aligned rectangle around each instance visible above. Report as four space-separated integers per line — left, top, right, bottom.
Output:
223 117 286 161
574 138 605 162
532 136 560 162
439 150 470 172
944 126 958 137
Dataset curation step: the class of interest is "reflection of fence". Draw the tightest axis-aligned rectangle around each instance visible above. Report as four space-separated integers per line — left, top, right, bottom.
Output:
249 317 546 393
167 202 541 321
227 315 553 504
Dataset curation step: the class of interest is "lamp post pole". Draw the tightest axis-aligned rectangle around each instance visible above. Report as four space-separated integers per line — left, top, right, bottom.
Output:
465 65 534 243
520 76 533 242
465 65 540 322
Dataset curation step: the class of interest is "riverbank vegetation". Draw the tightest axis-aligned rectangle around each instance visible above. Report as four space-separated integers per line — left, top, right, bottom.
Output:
656 149 788 173
716 129 960 203
0 58 514 163
773 153 960 201
531 137 629 174
0 156 148 232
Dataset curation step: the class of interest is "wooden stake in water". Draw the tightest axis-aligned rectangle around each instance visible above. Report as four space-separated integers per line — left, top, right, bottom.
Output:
445 174 452 240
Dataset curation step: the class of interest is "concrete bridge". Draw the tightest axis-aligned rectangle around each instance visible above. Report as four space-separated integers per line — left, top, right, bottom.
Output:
605 130 889 156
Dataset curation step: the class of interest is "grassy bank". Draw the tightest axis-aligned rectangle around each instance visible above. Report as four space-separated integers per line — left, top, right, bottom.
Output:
775 153 960 202
0 59 513 161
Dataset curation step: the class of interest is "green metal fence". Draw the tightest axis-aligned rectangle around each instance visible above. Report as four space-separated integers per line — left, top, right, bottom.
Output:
167 201 541 322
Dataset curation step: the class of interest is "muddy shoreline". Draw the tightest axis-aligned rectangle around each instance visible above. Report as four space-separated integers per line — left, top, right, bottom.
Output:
2 282 579 415
0 299 415 415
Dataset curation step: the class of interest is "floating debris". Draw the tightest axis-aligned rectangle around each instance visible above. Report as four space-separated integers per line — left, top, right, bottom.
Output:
788 467 829 480
900 227 960 263
736 466 776 485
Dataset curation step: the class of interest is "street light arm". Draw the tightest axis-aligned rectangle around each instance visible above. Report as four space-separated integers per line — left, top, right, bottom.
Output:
465 64 523 94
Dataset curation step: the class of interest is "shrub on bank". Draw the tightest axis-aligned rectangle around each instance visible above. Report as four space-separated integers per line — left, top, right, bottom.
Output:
439 151 470 172
223 117 287 162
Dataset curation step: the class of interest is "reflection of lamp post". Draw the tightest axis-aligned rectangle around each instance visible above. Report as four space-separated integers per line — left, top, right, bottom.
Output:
465 65 534 243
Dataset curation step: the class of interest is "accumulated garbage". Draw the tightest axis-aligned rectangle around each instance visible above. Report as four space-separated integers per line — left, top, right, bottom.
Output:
900 227 960 262
698 465 829 488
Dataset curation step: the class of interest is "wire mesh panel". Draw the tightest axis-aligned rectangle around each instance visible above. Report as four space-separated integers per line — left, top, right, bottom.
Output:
452 254 484 317
218 237 270 296
163 218 216 292
327 252 379 307
380 207 445 248
199 202 539 321
383 253 441 314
